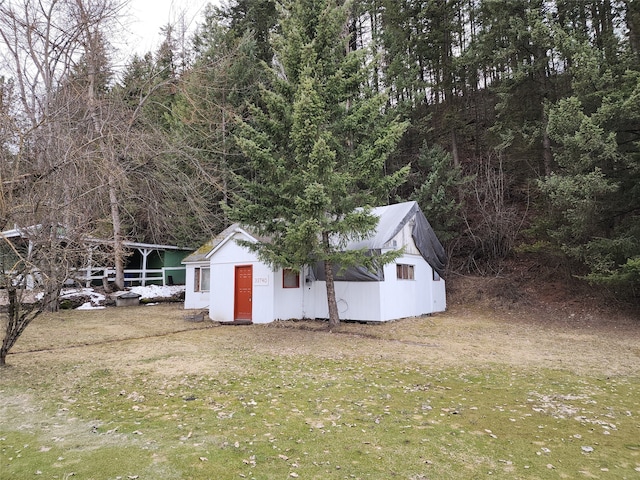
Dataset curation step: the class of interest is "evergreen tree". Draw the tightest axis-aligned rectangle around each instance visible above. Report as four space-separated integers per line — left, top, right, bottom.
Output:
226 0 409 328
411 143 468 243
170 10 268 236
215 0 278 64
476 0 558 177
539 9 640 295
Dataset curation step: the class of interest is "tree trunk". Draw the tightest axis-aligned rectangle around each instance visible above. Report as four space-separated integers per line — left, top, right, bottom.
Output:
451 128 460 169
109 177 125 289
625 1 640 65
323 232 340 330
43 289 60 313
1 287 43 366
325 259 340 330
0 318 9 366
542 127 553 176
221 94 228 205
77 2 126 290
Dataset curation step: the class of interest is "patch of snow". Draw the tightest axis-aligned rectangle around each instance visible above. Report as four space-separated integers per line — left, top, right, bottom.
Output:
59 285 184 310
61 288 107 309
61 288 106 303
129 285 185 300
77 302 106 310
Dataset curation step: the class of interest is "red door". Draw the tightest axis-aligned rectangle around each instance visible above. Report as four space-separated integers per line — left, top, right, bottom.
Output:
234 265 253 321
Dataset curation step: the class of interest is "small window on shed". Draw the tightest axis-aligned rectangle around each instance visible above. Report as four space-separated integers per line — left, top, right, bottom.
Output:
396 264 414 280
283 269 300 288
201 267 210 291
194 267 210 292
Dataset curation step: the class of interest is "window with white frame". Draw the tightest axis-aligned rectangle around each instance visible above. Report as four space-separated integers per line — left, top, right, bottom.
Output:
194 267 211 292
396 264 415 280
283 268 300 288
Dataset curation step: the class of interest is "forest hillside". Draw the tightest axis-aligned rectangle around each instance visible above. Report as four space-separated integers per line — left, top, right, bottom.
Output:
1 0 638 308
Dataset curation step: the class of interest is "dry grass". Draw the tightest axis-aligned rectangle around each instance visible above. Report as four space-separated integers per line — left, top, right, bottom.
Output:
11 294 639 377
1 283 639 479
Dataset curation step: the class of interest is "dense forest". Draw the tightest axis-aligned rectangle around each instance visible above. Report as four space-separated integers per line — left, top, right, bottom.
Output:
1 0 639 301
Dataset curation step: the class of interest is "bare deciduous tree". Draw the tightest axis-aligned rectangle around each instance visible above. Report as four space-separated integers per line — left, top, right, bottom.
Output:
0 0 127 273
0 0 126 365
460 154 527 274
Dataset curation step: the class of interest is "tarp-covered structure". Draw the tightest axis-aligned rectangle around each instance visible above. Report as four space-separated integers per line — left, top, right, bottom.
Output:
312 201 447 281
183 200 447 322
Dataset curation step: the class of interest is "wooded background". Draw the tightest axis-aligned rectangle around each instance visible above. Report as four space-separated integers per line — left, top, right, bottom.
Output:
1 0 638 298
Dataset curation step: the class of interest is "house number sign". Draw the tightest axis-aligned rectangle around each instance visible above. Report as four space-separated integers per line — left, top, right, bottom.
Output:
254 276 269 286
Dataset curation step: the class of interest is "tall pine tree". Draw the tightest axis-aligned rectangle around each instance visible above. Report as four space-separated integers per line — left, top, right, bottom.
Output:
226 0 409 328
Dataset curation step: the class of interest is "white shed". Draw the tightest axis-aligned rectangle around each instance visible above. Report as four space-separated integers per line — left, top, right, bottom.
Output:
183 201 447 323
181 224 238 310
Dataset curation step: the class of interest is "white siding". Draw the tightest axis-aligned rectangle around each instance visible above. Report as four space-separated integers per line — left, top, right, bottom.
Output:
309 252 446 322
431 273 447 313
309 280 383 321
183 263 210 310
385 218 420 255
381 252 446 320
208 233 275 324
273 268 305 320
198 216 446 324
380 253 431 321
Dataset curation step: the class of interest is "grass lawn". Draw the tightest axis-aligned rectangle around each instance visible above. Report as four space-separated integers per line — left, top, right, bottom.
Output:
1 297 639 479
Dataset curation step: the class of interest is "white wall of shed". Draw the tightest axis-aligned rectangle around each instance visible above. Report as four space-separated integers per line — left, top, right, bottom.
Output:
378 252 443 320
203 226 446 324
208 233 275 323
308 280 383 321
431 273 447 313
308 252 446 322
183 263 209 310
273 267 306 320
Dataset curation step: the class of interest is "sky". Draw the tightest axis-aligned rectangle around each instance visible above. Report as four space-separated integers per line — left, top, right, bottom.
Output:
122 0 218 57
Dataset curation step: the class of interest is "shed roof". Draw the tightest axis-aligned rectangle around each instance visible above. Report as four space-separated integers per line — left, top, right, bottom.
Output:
181 224 239 264
350 201 446 277
347 201 419 250
313 201 446 279
185 201 446 277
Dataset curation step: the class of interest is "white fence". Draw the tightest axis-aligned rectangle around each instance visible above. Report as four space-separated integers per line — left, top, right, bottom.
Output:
3 266 186 289
78 266 186 287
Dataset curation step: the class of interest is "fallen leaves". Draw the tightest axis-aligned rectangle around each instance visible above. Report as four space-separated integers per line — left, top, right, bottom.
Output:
2 316 639 480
